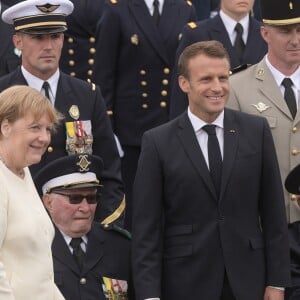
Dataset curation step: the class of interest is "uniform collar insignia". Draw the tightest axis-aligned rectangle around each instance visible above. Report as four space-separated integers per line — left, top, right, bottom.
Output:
252 102 270 113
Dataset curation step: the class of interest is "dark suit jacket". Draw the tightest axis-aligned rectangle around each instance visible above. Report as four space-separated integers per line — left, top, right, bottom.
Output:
60 0 104 81
0 67 124 223
53 223 131 300
132 109 290 300
169 13 267 119
94 0 196 146
0 4 21 76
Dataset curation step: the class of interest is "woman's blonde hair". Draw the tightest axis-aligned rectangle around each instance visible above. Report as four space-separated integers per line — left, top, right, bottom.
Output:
0 85 63 131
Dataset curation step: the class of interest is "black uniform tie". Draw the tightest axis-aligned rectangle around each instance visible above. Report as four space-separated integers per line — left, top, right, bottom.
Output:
202 125 222 197
42 81 50 100
234 23 245 63
282 78 297 119
152 0 160 25
70 238 85 270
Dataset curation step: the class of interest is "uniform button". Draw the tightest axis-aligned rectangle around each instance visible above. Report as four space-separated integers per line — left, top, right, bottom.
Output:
140 69 146 75
142 93 148 98
87 78 92 83
80 278 87 285
292 149 299 155
140 81 147 86
160 101 167 108
68 49 74 55
87 70 93 76
142 104 148 109
88 58 94 65
292 127 298 133
89 47 96 54
89 37 96 43
47 146 53 153
162 79 168 85
163 67 170 74
67 37 74 43
291 194 297 201
69 60 75 66
70 72 76 77
161 90 168 97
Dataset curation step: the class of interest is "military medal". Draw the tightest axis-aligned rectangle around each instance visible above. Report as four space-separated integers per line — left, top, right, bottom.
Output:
69 105 80 120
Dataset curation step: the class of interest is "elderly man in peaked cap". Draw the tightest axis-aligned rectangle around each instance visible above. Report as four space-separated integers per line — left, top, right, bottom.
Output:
0 0 125 226
34 154 132 300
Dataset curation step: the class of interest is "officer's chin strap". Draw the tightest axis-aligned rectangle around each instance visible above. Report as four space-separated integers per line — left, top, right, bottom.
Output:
101 196 126 225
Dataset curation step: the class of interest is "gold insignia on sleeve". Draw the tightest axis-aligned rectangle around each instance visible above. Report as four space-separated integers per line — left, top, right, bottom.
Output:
252 102 270 113
36 4 60 12
187 22 197 29
69 105 80 120
131 34 139 45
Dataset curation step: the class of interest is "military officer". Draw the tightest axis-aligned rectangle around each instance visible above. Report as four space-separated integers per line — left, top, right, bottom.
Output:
60 0 104 82
94 0 197 229
0 0 125 225
35 154 132 300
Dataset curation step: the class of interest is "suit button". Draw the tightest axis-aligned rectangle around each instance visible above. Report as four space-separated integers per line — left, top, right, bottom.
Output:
291 194 297 201
88 59 94 65
89 36 96 43
140 69 146 75
160 101 167 108
141 81 147 86
292 127 298 133
162 79 168 86
69 60 75 67
292 149 299 155
68 49 74 55
161 90 168 97
87 69 93 76
80 278 87 285
67 37 74 43
70 72 76 77
89 47 96 54
142 104 148 109
163 68 170 74
47 146 53 153
142 93 148 98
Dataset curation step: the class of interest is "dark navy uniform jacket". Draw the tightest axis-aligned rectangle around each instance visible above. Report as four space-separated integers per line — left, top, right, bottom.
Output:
53 223 132 300
0 67 124 223
169 13 267 119
60 0 104 82
94 0 196 147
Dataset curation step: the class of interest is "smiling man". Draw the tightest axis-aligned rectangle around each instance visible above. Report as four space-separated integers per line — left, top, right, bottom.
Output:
34 153 131 300
132 40 290 300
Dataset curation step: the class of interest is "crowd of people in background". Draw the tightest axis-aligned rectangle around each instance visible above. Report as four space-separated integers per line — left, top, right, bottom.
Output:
0 0 300 299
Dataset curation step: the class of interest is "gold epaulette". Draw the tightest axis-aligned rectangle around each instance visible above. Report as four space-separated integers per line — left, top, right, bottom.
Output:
187 22 197 29
101 196 126 225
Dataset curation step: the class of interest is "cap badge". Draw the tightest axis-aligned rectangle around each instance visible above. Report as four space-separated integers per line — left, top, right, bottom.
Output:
252 102 270 113
69 105 80 120
76 154 91 172
36 4 60 13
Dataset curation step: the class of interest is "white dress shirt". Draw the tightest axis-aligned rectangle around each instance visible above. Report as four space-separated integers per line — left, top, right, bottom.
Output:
144 0 164 15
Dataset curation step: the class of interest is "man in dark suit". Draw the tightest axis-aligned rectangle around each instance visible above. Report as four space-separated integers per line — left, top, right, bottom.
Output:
60 0 104 82
94 0 197 229
0 2 20 76
34 154 131 300
132 41 290 300
169 0 267 119
0 0 125 224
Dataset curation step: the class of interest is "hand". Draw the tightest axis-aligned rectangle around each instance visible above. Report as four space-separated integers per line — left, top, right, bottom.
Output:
263 286 284 300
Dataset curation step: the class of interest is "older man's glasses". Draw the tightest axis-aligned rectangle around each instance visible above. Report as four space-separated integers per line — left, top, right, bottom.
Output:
53 191 99 204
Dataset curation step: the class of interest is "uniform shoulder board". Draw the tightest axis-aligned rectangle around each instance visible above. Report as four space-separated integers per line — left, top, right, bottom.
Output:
102 223 131 239
186 0 192 6
110 0 118 4
230 64 251 75
187 22 197 29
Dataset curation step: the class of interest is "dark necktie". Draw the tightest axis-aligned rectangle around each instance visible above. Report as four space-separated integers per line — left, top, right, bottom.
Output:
282 78 297 119
70 238 85 270
234 23 245 63
202 125 222 197
152 0 160 26
42 81 50 100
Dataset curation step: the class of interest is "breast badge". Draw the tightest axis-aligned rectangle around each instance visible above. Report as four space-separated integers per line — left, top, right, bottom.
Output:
130 34 139 46
252 102 270 113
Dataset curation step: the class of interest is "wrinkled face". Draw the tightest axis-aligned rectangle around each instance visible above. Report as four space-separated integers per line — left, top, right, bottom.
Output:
13 32 64 80
221 0 254 20
43 188 98 237
179 54 230 123
261 24 300 72
1 112 52 168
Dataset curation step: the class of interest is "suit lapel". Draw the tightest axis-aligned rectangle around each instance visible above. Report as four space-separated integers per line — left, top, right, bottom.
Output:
54 73 74 113
177 113 217 201
129 0 169 64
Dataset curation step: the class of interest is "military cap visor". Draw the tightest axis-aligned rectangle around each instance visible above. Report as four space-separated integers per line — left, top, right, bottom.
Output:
1 0 74 34
34 154 104 196
261 0 300 25
285 165 300 194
